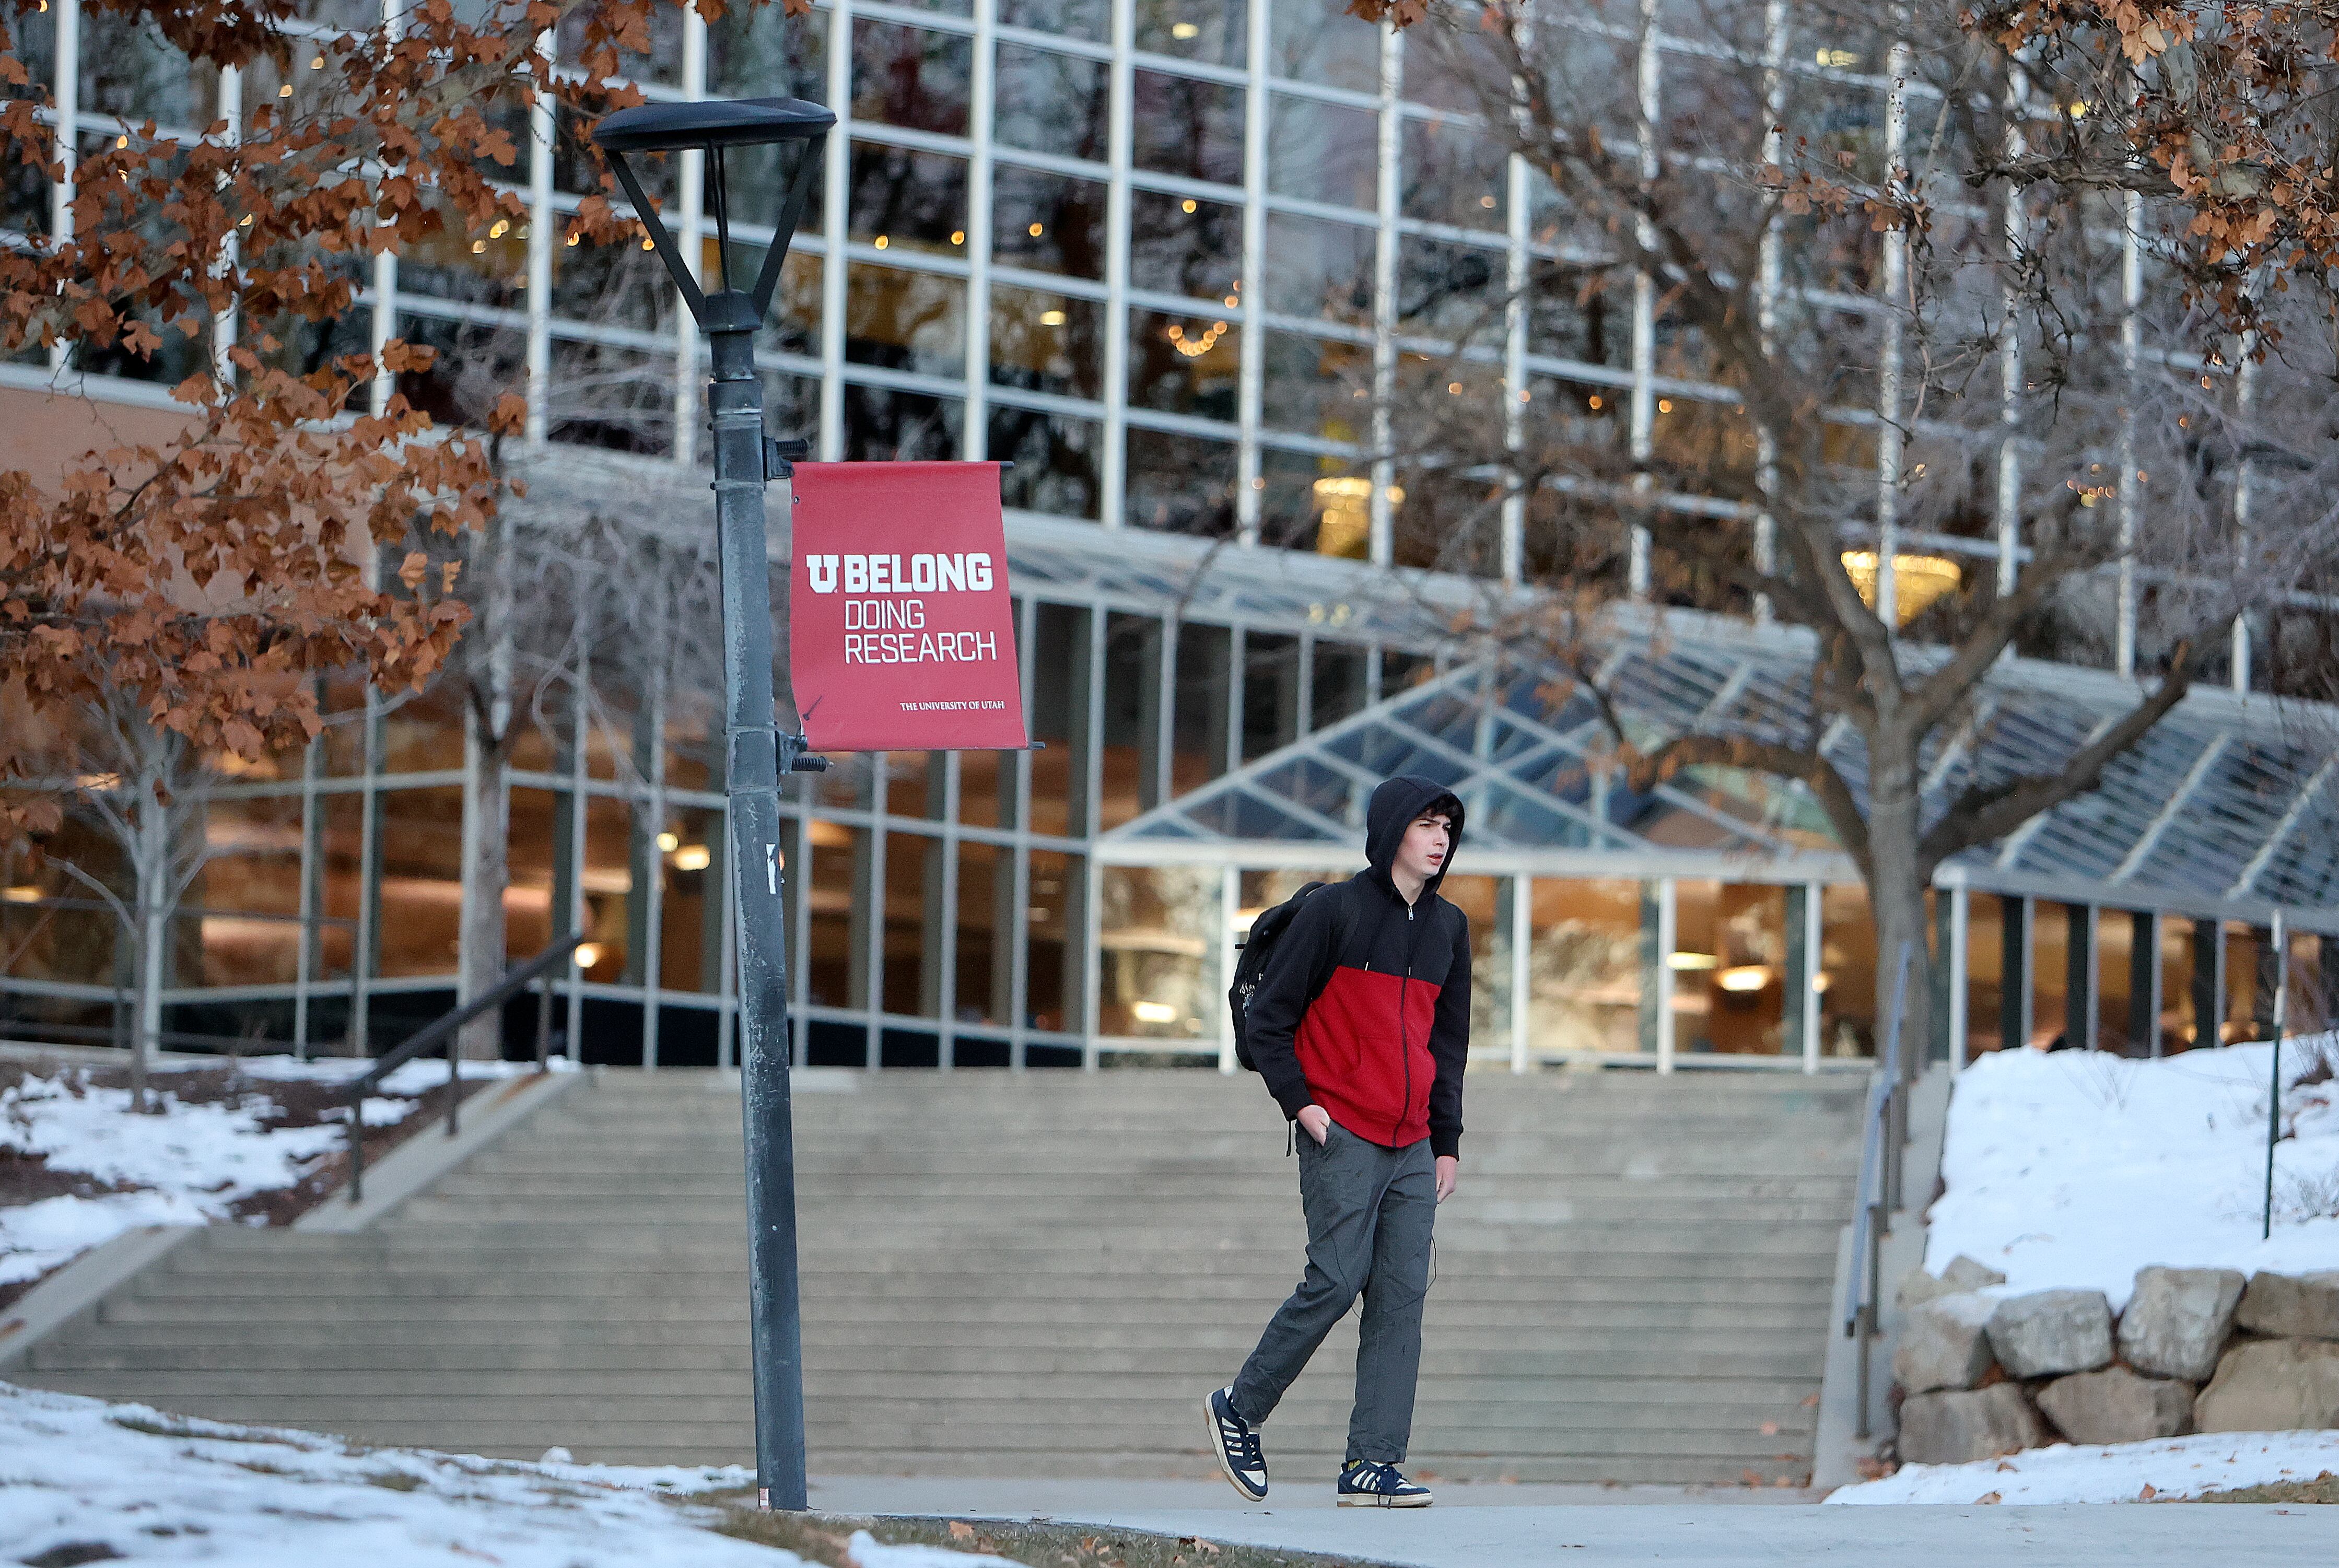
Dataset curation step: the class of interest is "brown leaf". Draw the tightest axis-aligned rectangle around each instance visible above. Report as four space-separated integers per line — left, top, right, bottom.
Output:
397 551 429 590
1975 1491 2002 1504
948 1522 974 1541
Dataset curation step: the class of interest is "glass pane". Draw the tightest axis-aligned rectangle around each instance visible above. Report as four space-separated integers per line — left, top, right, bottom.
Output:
1129 308 1241 419
1101 612 1163 828
1172 621 1233 790
505 786 560 966
954 839 1007 1025
1674 882 1788 1057
1398 234 1504 340
1136 2 1245 66
1002 0 1106 38
1130 189 1244 302
2159 913 2196 1054
806 820 866 1009
1525 877 1644 1057
1264 330 1370 441
1965 892 2006 1056
1819 883 1878 1058
1268 93 1378 212
850 144 969 255
992 409 1104 520
1402 117 1508 230
883 830 943 1017
1027 603 1092 837
656 804 722 993
840 387 964 460
2097 909 2135 1055
846 262 966 375
995 44 1109 161
575 796 634 986
1261 212 1376 327
2030 902 2073 1049
376 788 465 979
852 20 973 136
1127 430 1237 535
193 799 305 988
381 683 463 774
958 751 1011 829
1098 865 1220 1042
1243 633 1299 763
1133 69 1244 185
883 753 942 821
992 166 1109 280
1268 0 1381 93
990 284 1105 399
1026 849 1082 1034
710 6 827 103
1312 641 1370 731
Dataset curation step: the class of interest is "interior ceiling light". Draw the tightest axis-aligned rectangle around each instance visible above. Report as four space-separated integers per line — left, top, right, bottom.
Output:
657 831 680 852
1131 1000 1180 1023
1840 551 1961 625
1172 21 1200 39
1038 309 1067 326
1182 198 1197 213
674 845 713 872
1667 952 1720 971
574 943 604 969
1717 964 1771 993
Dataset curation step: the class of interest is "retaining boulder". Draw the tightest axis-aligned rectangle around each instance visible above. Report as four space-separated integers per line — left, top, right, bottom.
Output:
1986 1289 2114 1380
2193 1337 2339 1432
2233 1269 2339 1341
1899 1255 2010 1311
2118 1266 2246 1381
1898 1384 2043 1466
2035 1366 2194 1444
1894 1292 1998 1394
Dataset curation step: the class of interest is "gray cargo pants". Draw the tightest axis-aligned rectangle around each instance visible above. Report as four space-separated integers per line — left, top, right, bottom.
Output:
1228 1120 1437 1465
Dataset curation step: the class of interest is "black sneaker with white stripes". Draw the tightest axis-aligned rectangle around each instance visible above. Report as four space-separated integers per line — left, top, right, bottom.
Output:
1336 1459 1433 1507
1203 1386 1268 1501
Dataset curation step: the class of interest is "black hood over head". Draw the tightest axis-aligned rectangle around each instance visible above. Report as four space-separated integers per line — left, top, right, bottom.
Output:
1364 774 1465 898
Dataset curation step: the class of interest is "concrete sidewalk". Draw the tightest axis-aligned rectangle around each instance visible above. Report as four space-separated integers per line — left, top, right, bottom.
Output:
808 1479 2335 1566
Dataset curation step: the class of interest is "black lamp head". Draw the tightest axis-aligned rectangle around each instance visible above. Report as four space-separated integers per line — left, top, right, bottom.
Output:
591 96 836 154
590 96 834 329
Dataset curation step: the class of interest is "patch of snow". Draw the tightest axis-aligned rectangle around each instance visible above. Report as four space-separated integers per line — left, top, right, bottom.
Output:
374 1056 574 1096
0 1191 208 1285
2 1073 341 1199
0 1381 811 1566
1923 1041 2339 1309
1827 1428 2339 1504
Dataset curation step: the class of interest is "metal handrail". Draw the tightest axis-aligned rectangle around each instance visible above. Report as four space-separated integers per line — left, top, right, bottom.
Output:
343 932 584 1203
1842 939 1915 1441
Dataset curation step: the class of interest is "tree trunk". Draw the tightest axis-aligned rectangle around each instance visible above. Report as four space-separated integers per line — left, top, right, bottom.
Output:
1862 745 1934 1082
456 519 517 1062
132 777 166 1113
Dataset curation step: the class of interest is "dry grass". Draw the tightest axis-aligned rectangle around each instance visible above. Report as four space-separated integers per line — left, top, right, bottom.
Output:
707 1504 1394 1568
2185 1471 2339 1504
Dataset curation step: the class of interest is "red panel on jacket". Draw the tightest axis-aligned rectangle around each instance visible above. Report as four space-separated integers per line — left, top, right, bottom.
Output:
1294 964 1442 1147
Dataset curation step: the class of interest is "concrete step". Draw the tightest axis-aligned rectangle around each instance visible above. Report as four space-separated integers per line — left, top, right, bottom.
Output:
22 1068 1862 1482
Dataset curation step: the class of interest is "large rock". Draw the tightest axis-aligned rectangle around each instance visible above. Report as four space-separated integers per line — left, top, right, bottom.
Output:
2233 1270 2339 1340
1899 1255 2008 1311
1895 1292 1999 1394
2119 1266 2246 1380
1987 1289 2114 1379
1898 1384 2044 1465
2194 1337 2339 1432
2036 1366 2194 1444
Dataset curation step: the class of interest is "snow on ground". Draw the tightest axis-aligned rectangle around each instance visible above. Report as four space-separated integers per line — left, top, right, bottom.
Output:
0 1056 575 1286
1828 1428 2339 1504
0 1381 1024 1568
1922 1039 2339 1309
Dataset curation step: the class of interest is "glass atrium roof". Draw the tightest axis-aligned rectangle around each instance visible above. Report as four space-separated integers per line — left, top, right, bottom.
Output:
1101 617 2339 935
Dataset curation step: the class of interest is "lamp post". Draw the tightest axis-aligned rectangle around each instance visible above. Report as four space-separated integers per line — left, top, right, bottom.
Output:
592 95 834 1512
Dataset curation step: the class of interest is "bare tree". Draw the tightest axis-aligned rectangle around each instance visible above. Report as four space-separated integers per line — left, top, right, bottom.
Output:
1343 0 2339 1064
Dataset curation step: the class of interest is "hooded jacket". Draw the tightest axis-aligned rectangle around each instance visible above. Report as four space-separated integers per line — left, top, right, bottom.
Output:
1243 775 1470 1159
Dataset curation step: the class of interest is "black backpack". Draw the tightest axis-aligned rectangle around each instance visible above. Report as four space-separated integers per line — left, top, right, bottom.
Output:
1227 881 1344 1071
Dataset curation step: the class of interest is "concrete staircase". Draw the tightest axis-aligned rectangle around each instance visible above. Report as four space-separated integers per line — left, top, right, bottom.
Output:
20 1067 1863 1484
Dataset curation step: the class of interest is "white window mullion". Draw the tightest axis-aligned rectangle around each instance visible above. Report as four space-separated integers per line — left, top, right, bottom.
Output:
1874 30 1911 629
820 0 853 459
1102 3 1135 526
1235 0 1269 543
963 0 996 459
1627 0 1657 596
672 7 708 469
48 0 77 371
525 29 556 447
1368 21 1401 566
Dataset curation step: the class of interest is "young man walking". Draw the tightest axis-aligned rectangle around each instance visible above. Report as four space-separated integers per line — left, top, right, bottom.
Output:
1206 774 1469 1508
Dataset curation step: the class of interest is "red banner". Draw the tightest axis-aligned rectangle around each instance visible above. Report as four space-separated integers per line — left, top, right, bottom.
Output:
786 462 1029 753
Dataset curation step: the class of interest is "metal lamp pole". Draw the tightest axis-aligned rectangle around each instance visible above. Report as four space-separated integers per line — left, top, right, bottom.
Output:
593 96 835 1512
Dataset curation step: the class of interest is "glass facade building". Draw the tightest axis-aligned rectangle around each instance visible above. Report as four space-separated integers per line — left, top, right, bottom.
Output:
6 2 2337 1073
